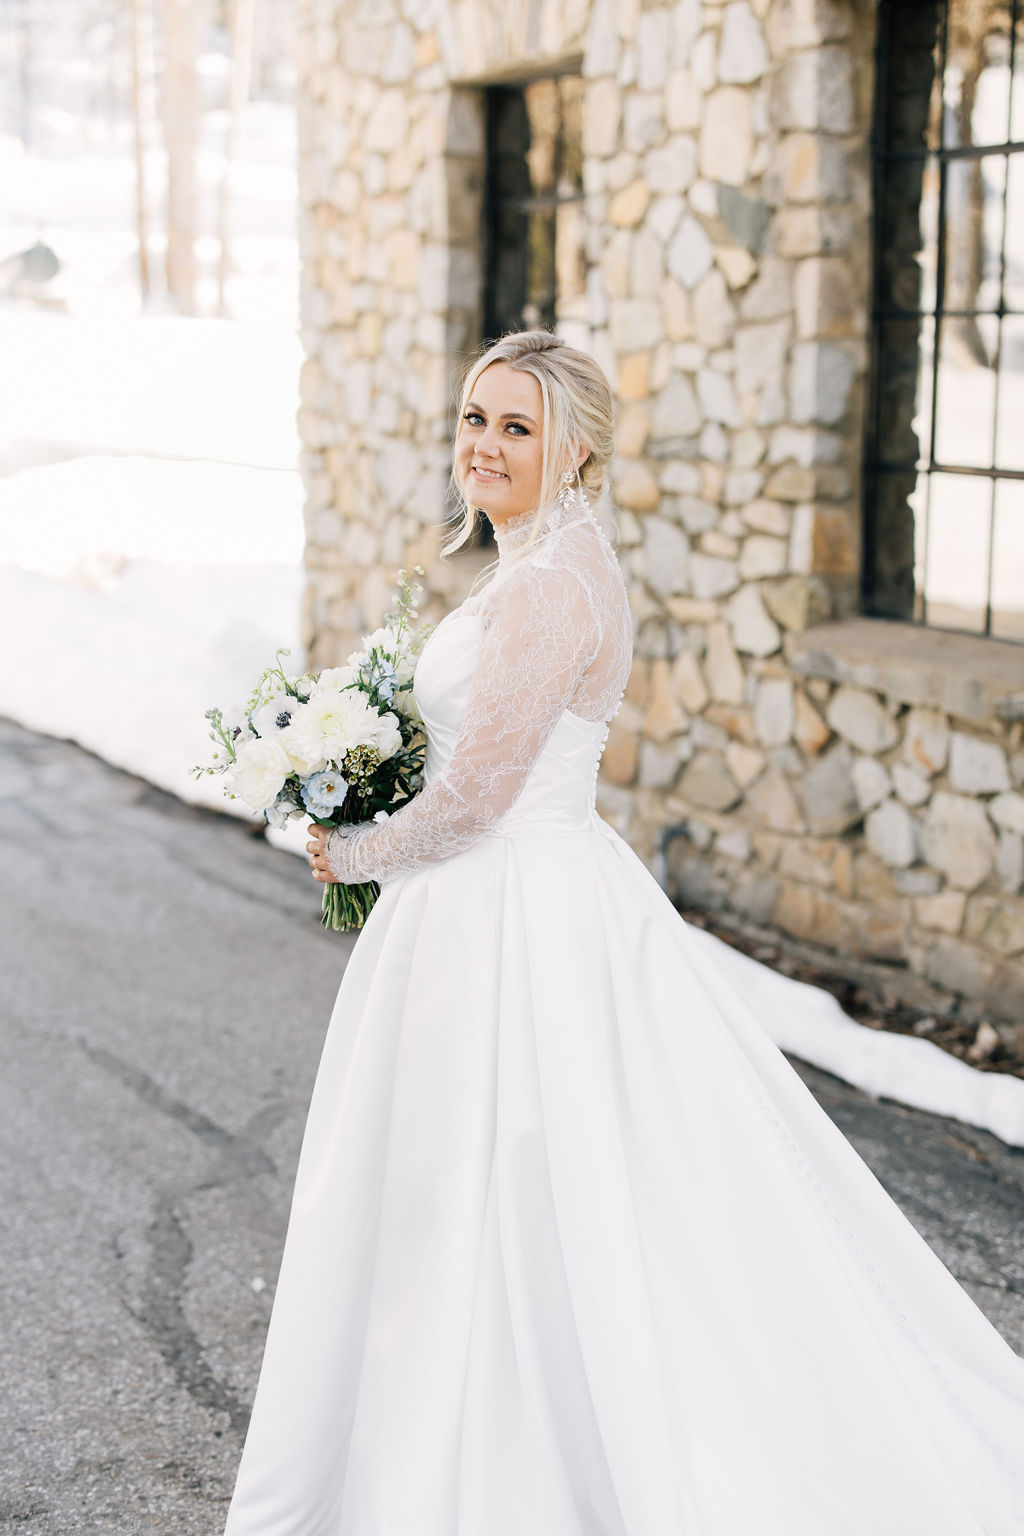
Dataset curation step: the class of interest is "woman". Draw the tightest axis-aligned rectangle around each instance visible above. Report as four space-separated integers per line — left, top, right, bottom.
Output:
224 331 1024 1534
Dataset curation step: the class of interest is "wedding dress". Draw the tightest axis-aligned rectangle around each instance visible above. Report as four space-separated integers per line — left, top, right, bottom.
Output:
224 491 1024 1535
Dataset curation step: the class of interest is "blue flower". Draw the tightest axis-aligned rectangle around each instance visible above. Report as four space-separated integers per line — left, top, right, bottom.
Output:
301 769 349 818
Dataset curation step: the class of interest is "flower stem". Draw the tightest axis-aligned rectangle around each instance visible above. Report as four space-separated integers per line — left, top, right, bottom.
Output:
320 880 379 931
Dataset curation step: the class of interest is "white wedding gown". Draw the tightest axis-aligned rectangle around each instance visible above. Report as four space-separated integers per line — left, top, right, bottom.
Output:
224 493 1024 1535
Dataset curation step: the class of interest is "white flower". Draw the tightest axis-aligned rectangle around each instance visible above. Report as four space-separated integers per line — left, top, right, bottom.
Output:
277 712 327 776
283 686 389 769
373 710 403 760
251 692 303 738
228 736 292 812
313 665 358 693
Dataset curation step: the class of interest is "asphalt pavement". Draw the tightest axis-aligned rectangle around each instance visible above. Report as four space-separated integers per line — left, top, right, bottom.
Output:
1 717 1022 1535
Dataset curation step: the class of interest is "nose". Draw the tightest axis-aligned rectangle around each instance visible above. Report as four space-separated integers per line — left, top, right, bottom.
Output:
475 421 501 456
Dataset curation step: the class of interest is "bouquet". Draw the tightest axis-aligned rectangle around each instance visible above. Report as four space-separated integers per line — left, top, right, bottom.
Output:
194 567 429 931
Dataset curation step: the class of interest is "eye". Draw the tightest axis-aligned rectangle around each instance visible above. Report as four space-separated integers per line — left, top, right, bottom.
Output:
506 421 529 435
463 410 484 426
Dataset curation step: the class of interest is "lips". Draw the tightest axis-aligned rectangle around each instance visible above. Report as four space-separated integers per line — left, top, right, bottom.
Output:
471 465 507 480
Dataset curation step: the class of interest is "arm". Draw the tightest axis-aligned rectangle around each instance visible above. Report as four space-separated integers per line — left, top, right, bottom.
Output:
324 561 601 885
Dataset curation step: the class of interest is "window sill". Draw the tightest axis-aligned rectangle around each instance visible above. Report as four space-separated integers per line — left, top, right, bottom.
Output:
784 617 1024 724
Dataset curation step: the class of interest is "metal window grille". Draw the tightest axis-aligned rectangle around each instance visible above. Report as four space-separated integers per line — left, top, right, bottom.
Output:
864 0 1024 642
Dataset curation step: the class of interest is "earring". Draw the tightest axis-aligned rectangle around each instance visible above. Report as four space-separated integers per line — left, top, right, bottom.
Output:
558 465 579 511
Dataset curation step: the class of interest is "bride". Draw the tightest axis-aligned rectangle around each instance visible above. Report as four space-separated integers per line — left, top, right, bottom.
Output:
224 330 1024 1534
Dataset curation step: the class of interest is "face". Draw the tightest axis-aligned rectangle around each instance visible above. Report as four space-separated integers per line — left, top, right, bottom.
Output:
454 363 545 527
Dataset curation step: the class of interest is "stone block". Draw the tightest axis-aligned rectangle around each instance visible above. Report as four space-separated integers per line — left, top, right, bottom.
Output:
763 573 832 631
771 47 854 134
949 732 1011 795
700 88 753 186
668 214 715 290
921 792 998 891
865 798 919 869
997 829 1024 894
748 765 806 832
902 707 950 776
826 685 899 754
726 740 766 786
776 132 848 204
735 320 790 395
697 365 742 425
643 513 691 589
716 186 772 255
790 341 857 426
666 67 702 132
609 178 652 227
706 702 758 742
851 754 890 812
793 687 831 755
651 373 703 441
637 7 671 90
914 890 966 934
611 460 659 515
644 657 691 742
679 749 743 810
583 77 622 156
672 649 711 713
639 738 684 789
923 938 993 999
965 896 1024 957
602 722 639 785
755 676 795 746
794 255 855 341
724 470 765 505
801 740 860 834
739 534 788 580
718 0 769 82
727 584 782 656
706 621 747 703
989 791 1024 834
693 268 736 349
645 135 699 195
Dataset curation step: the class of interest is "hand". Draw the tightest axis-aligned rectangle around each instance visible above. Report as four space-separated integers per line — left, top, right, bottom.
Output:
306 823 339 884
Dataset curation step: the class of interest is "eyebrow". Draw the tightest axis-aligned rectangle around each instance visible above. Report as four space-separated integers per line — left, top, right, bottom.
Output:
465 401 538 426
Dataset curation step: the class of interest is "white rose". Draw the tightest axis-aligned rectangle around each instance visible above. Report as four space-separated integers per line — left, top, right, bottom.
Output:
372 710 403 760
228 737 292 812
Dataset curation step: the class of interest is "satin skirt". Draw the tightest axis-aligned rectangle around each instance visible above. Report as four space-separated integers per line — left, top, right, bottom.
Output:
224 815 1024 1535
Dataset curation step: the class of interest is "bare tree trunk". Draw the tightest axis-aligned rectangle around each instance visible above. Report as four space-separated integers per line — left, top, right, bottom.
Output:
161 0 202 314
130 0 157 300
217 0 256 316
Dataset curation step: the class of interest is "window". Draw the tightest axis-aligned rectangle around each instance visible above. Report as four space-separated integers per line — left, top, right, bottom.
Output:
865 0 1024 641
482 74 586 341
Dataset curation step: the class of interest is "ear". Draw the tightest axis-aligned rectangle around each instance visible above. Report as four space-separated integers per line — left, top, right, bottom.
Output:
573 440 591 470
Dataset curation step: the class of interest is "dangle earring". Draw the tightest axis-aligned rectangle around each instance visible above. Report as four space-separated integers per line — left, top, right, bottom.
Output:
558 465 581 512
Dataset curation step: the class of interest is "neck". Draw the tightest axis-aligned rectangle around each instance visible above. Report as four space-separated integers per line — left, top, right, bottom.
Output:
488 490 591 559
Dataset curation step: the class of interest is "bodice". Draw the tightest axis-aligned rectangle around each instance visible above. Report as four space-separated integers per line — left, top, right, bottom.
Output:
413 608 609 836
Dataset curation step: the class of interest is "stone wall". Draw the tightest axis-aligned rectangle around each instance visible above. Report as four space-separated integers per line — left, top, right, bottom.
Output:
294 0 1024 1038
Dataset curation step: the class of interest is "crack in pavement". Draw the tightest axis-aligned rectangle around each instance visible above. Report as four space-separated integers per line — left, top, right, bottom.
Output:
80 1042 283 1441
80 1042 275 1180
125 1201 251 1440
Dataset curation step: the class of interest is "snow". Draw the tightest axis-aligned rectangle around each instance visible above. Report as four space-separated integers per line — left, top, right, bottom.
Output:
688 927 1024 1149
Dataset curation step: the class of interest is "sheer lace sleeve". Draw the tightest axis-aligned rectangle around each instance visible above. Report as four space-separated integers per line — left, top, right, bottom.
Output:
324 559 602 885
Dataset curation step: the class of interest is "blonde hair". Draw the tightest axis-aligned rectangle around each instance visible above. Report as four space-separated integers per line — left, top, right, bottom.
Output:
442 329 615 561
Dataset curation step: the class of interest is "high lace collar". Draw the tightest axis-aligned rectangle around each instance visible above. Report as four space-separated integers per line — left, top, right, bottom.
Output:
488 492 594 561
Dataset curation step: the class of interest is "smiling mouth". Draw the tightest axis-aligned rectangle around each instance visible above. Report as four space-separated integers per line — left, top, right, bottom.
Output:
471 465 508 480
